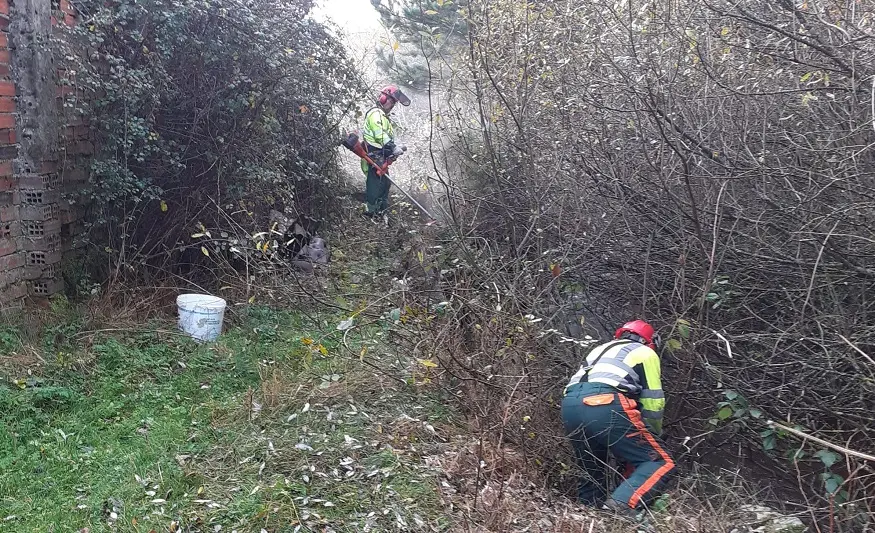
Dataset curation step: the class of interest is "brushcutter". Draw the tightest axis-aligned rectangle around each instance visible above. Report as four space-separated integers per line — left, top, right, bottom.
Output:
341 131 437 223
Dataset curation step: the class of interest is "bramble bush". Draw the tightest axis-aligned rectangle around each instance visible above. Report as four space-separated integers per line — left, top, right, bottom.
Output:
59 0 364 286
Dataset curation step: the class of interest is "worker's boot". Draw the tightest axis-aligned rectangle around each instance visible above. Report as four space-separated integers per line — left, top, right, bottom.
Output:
602 498 639 518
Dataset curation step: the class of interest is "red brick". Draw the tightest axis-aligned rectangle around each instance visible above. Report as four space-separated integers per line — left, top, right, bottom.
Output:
0 50 9 64
0 97 12 113
0 251 23 271
0 160 11 176
0 128 15 144
57 85 74 98
69 141 93 155
0 176 12 191
0 0 8 16
0 64 9 77
64 14 76 26
60 0 75 15
0 16 8 32
0 113 13 129
51 16 58 27
0 204 14 223
0 81 14 96
0 236 14 256
0 33 8 49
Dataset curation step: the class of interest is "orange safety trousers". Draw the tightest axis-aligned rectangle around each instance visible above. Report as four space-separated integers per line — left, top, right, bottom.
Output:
561 382 675 509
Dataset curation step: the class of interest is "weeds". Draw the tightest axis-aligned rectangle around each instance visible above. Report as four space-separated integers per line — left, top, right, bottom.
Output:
0 268 452 532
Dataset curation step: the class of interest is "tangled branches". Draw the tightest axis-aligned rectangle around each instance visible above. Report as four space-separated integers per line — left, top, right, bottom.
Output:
409 0 875 528
57 0 364 287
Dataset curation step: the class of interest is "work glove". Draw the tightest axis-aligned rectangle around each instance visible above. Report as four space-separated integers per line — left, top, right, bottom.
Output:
391 144 407 157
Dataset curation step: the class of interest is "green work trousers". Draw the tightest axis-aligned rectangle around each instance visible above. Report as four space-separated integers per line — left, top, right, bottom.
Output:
561 382 675 509
365 163 391 215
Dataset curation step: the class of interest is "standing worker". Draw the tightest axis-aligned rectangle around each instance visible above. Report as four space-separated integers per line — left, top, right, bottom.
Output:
361 85 410 221
561 320 675 514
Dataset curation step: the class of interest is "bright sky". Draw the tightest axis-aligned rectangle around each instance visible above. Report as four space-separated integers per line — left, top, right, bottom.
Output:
312 0 390 85
312 0 383 42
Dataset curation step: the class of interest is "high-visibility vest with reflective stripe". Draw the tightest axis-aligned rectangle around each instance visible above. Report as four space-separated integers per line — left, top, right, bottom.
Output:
566 339 666 434
363 107 394 148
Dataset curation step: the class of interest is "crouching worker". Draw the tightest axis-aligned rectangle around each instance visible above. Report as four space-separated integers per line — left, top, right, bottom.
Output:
561 320 675 513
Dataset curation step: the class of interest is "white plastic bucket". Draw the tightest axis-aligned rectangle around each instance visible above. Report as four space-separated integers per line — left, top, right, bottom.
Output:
177 294 226 342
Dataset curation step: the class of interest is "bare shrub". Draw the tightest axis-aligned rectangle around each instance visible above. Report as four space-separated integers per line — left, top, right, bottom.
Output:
399 0 875 528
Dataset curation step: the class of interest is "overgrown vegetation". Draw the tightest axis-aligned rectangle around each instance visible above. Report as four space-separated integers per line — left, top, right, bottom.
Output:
58 0 364 288
25 0 875 530
375 0 875 529
0 230 454 530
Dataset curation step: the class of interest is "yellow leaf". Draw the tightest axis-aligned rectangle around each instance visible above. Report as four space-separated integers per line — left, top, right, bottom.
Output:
418 359 438 368
160 200 168 212
417 250 424 264
318 344 328 356
285 48 294 54
301 338 314 345
248 296 255 304
191 233 205 238
425 9 438 15
392 41 400 51
800 72 813 83
360 346 368 362
720 27 729 36
197 486 204 495
201 246 209 257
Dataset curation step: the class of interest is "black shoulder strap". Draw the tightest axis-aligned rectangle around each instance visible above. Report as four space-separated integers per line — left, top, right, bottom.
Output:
578 339 631 384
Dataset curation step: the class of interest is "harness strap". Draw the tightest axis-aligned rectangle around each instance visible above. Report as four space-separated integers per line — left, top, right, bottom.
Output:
578 339 632 384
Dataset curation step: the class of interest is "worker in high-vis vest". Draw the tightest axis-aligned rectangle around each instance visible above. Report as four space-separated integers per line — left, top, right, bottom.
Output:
561 320 675 513
361 85 410 218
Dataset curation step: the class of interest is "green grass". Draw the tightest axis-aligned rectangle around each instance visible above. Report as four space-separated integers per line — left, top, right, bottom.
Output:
0 305 453 532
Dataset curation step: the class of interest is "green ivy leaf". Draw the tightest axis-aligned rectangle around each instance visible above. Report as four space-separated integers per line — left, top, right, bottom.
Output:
717 405 733 420
666 338 682 351
676 319 691 339
821 472 843 494
815 449 840 468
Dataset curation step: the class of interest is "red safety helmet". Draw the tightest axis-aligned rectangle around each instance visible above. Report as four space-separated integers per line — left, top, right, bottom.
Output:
378 85 411 107
614 320 661 350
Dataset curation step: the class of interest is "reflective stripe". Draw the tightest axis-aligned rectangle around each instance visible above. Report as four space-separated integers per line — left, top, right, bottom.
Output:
588 364 640 383
618 395 675 508
641 409 663 420
592 357 638 379
588 376 622 388
584 340 628 365
640 390 665 399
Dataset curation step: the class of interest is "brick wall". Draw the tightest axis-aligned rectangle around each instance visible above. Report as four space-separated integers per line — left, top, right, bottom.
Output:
0 0 89 308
